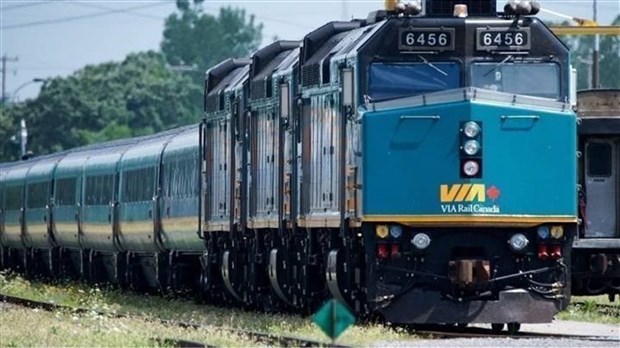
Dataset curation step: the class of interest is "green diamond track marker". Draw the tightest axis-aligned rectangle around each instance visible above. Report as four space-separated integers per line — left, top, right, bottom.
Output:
312 299 356 342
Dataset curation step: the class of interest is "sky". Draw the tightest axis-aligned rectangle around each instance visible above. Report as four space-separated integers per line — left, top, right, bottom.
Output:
1 0 619 102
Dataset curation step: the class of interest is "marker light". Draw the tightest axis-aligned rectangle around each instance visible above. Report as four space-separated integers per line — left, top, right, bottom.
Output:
509 233 529 252
391 244 401 258
411 233 431 250
390 225 403 239
463 160 480 177
550 226 564 239
537 244 549 260
453 4 468 18
463 122 480 138
463 140 481 156
550 244 562 259
377 244 389 259
376 225 389 239
537 226 550 240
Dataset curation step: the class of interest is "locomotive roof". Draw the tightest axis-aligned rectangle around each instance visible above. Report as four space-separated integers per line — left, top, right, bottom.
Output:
0 124 198 173
206 65 248 97
250 40 300 82
205 58 251 97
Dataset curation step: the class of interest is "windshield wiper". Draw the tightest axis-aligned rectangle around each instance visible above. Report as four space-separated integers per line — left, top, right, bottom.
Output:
417 55 447 77
484 55 514 77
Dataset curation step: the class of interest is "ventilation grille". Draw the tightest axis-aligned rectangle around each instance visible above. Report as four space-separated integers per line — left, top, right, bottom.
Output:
302 63 321 87
426 0 496 16
205 94 219 112
251 80 266 100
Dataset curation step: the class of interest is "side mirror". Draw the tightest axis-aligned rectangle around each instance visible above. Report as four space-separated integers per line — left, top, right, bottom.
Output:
570 66 577 109
279 83 290 119
342 68 354 107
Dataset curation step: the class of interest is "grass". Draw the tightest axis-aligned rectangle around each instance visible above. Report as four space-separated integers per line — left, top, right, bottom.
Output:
571 295 620 306
557 295 620 324
0 271 413 346
0 305 260 347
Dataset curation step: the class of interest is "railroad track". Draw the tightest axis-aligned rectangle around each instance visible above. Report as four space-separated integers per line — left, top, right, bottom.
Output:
405 323 620 341
0 294 347 348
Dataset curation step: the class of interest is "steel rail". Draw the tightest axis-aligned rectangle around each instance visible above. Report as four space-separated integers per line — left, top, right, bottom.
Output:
404 324 620 342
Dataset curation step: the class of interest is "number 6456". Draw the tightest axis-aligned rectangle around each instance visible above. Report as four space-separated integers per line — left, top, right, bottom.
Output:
482 32 524 46
405 32 449 46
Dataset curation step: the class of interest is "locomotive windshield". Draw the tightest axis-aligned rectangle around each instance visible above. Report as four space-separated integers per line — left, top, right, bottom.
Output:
471 61 561 100
368 62 461 101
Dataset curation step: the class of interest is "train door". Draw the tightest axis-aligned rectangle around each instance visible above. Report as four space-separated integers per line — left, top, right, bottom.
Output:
584 139 618 238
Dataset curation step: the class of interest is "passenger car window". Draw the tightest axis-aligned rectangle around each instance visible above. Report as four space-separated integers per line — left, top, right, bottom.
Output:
27 182 49 208
55 177 77 206
5 186 23 210
164 156 198 199
85 175 114 205
122 168 154 202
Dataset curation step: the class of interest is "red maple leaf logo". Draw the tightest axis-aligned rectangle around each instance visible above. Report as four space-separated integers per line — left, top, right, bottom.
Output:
487 186 501 201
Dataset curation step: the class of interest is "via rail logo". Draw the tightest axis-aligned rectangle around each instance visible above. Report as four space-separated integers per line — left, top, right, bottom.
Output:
439 184 501 214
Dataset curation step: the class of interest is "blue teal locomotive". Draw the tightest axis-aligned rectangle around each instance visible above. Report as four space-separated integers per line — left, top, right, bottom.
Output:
0 1 577 331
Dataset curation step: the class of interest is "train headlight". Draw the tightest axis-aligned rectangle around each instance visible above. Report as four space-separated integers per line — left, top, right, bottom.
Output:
537 226 550 240
509 233 529 252
462 160 480 177
411 233 431 250
376 225 389 239
463 140 481 155
463 122 480 138
550 225 564 239
390 225 403 239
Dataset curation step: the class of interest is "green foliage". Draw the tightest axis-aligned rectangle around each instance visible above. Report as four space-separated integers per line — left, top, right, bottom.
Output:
1 4 263 162
552 15 620 90
161 5 263 83
1 52 202 161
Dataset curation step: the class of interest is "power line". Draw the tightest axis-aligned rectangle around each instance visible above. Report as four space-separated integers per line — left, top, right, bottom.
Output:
1 2 170 30
67 1 165 21
3 1 315 32
1 1 51 12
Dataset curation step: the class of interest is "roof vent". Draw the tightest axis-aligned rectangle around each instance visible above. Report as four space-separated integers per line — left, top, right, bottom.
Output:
425 0 496 16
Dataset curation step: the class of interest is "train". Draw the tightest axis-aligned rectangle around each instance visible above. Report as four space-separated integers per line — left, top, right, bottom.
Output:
0 0 584 332
573 89 620 299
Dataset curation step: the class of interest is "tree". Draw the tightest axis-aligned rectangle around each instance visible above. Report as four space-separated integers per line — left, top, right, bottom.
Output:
597 15 620 89
1 51 202 162
553 15 620 90
161 3 263 83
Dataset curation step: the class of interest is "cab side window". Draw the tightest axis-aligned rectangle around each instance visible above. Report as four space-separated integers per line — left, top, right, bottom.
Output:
587 143 612 177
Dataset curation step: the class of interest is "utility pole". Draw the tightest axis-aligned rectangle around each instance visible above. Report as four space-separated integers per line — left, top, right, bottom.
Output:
1 55 19 104
592 0 600 89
